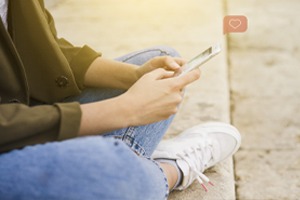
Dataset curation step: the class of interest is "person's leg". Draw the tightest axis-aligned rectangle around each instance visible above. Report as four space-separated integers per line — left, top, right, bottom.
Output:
63 46 181 157
153 122 242 191
114 45 180 64
159 162 179 190
0 124 241 200
0 137 170 200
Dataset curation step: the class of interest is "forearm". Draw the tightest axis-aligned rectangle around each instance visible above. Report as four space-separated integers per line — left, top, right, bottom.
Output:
84 57 139 89
83 56 186 90
78 95 133 136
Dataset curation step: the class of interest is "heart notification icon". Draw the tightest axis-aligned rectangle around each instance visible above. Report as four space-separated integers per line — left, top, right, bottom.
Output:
223 15 248 34
229 19 242 29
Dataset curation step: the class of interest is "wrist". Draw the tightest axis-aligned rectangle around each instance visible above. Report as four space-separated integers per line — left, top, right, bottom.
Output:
78 95 135 136
115 93 138 127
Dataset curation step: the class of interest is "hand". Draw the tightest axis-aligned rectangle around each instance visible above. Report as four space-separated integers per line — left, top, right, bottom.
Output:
136 56 186 79
120 68 201 126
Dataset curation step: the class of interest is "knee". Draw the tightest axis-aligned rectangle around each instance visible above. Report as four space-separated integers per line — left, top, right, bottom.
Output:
155 45 181 57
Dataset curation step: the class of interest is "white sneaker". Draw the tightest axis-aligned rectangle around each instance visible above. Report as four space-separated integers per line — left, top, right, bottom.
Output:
152 122 241 191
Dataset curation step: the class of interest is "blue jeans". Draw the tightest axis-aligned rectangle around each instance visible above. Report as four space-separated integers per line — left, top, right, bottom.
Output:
0 46 180 200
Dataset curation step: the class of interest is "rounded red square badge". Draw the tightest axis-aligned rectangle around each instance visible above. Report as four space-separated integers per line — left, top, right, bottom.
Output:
223 15 248 34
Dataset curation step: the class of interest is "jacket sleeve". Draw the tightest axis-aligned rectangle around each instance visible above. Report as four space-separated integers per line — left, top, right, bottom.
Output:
44 6 101 89
0 102 82 152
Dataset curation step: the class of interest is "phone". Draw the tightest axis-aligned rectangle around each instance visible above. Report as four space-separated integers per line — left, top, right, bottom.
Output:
179 44 221 76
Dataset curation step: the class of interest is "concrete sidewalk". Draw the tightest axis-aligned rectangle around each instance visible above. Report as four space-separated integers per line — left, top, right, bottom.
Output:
47 0 234 199
227 0 300 199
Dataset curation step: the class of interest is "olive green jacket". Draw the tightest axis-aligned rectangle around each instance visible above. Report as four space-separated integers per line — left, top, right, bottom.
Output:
0 0 100 152
9 0 100 103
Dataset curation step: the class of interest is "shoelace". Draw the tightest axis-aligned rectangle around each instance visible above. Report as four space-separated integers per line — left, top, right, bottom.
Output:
176 141 215 192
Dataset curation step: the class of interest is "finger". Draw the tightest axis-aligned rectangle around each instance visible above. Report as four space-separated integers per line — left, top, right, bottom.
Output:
151 56 185 71
176 69 201 88
173 57 187 67
147 68 175 80
164 57 186 70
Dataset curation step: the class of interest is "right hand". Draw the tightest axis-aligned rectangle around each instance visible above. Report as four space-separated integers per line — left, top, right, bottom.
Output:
120 68 201 126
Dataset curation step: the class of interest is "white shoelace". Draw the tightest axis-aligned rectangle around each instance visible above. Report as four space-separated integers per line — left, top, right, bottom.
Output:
176 140 215 192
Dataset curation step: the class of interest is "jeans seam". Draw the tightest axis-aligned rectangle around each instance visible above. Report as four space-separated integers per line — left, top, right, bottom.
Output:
121 126 146 156
121 49 170 62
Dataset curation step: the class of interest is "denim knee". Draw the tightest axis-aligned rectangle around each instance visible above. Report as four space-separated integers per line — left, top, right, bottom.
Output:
151 45 181 57
0 137 169 200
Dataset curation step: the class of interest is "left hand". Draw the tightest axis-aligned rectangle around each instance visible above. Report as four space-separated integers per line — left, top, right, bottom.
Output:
135 56 186 79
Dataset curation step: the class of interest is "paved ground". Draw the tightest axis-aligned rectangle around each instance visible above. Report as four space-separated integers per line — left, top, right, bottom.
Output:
227 0 300 199
46 0 300 199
